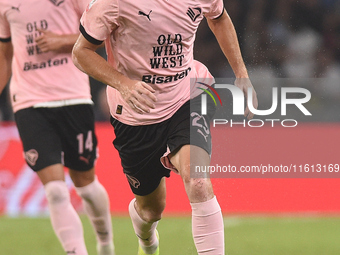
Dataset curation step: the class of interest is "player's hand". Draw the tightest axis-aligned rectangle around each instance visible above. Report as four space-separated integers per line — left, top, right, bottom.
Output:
119 80 157 114
35 29 63 53
235 78 258 120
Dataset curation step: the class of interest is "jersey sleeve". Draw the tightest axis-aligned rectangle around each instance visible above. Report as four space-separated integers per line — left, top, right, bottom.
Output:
80 0 119 44
204 0 224 20
0 10 11 41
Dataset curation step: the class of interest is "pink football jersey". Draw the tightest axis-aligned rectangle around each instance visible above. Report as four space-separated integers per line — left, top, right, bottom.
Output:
0 0 91 112
80 0 224 125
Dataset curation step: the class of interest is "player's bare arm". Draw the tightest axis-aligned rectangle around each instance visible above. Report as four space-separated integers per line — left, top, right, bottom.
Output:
0 40 13 94
207 9 258 119
35 29 80 53
72 34 156 114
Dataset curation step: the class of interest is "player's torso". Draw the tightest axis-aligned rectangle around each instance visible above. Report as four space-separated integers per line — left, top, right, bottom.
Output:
106 0 216 125
113 0 212 85
0 0 90 112
2 0 79 62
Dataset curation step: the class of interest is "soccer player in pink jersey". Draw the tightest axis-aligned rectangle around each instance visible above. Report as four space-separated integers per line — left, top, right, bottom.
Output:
0 0 114 254
73 0 258 254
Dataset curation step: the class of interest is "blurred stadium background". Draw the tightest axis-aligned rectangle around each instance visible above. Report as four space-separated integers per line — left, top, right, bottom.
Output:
1 0 340 254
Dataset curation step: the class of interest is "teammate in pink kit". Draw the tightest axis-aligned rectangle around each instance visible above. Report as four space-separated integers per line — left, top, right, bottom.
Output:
0 0 114 254
73 0 258 254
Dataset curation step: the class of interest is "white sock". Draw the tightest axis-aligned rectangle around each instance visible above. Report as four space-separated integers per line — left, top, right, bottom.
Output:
45 181 88 255
128 198 159 254
191 196 225 255
75 177 114 254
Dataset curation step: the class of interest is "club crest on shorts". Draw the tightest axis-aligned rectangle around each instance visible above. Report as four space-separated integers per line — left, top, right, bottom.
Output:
126 174 140 189
24 149 39 166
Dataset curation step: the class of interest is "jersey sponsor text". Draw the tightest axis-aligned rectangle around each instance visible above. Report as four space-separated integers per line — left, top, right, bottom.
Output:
150 34 184 69
142 67 191 84
23 57 68 71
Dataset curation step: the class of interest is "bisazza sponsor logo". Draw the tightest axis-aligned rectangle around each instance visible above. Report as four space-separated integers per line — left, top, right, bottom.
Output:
200 84 312 127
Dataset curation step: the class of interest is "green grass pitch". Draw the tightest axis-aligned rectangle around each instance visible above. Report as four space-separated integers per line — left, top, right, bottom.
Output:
1 215 340 254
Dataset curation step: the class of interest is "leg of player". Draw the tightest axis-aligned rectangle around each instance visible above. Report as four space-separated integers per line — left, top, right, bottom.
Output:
129 178 166 255
170 145 225 255
70 168 115 255
37 164 89 255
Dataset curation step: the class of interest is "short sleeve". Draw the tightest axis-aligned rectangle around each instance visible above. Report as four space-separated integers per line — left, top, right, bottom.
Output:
204 0 224 20
0 10 11 40
80 0 119 43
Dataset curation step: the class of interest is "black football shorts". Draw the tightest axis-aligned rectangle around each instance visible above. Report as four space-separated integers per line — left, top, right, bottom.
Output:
14 104 98 172
111 95 216 196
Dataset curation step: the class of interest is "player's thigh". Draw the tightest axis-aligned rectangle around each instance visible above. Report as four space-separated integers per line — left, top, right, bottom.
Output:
36 164 65 185
111 117 170 196
68 167 95 187
14 107 64 172
167 97 215 201
170 144 211 178
134 177 167 220
167 96 215 175
58 104 98 172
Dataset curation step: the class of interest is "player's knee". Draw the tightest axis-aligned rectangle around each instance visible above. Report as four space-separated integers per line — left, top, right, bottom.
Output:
75 178 105 203
139 199 165 223
44 181 70 205
183 177 210 190
183 177 213 201
69 167 96 188
141 209 163 223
